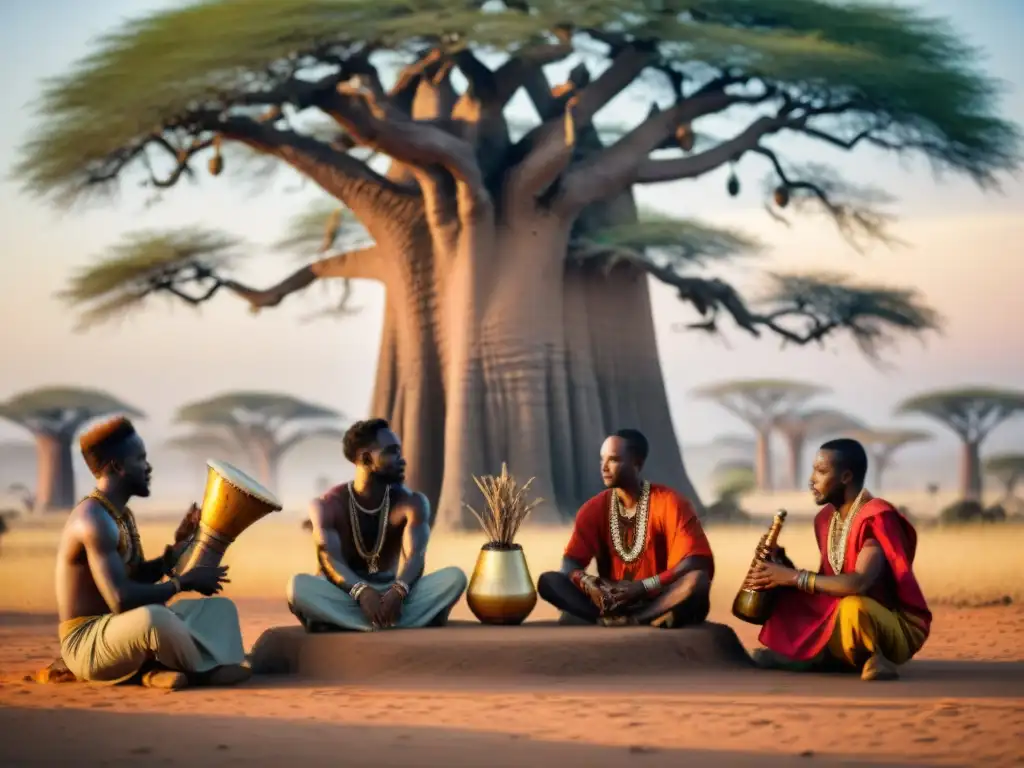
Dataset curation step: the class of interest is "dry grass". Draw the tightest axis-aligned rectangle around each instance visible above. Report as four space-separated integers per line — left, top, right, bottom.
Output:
464 464 543 548
1 512 1021 615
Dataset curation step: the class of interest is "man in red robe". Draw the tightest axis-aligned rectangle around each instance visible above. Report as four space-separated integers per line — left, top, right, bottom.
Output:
537 429 714 627
746 438 932 680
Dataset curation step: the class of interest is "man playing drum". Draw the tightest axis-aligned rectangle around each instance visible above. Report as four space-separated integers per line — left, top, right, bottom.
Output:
53 417 251 690
288 418 467 631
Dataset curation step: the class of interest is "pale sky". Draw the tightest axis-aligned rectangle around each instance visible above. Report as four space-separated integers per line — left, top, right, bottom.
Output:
1 0 1022 506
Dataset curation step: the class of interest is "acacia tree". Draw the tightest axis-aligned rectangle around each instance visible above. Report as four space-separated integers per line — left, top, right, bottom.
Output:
897 388 1024 501
692 379 827 490
983 453 1024 503
0 388 143 512
774 408 864 489
175 392 347 493
15 0 1016 528
841 427 930 490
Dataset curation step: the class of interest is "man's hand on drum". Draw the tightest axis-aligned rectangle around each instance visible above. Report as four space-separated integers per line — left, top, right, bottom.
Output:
179 565 230 596
161 503 201 574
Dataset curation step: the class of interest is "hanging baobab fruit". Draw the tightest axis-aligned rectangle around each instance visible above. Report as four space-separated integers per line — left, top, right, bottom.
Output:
207 136 223 176
727 170 740 197
675 123 695 152
773 185 790 208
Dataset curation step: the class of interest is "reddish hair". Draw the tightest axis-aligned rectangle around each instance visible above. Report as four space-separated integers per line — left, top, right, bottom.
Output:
80 416 137 476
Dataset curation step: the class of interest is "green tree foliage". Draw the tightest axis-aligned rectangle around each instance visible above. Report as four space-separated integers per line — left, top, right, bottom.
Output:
14 0 1005 350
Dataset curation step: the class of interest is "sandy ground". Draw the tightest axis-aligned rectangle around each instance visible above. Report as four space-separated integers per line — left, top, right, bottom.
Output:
0 519 1022 767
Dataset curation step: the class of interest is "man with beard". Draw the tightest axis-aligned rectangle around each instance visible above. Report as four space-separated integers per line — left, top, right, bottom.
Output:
287 418 467 632
53 417 250 690
537 429 714 627
746 438 932 681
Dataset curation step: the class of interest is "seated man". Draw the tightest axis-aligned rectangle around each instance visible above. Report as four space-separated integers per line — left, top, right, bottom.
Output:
54 417 250 690
287 418 467 632
537 429 714 627
746 438 932 681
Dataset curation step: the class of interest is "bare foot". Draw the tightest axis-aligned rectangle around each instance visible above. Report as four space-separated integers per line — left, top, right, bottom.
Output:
861 653 900 681
140 669 189 690
203 664 252 687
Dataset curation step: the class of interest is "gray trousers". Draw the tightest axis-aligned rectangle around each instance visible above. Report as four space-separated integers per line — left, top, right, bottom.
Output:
286 567 468 632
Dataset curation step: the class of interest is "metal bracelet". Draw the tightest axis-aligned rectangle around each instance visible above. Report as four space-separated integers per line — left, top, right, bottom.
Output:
349 582 369 600
642 575 660 593
392 579 410 597
170 576 182 595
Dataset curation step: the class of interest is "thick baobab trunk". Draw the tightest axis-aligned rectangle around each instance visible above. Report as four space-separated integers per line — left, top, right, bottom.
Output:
435 213 576 530
755 428 773 492
784 434 804 491
382 239 447 518
33 432 77 513
566 262 703 512
959 440 983 501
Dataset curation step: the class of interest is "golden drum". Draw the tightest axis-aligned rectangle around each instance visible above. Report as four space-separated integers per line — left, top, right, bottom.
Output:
174 459 283 574
466 544 537 625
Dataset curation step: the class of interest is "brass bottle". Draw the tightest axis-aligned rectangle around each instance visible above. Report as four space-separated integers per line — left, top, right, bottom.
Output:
731 509 787 625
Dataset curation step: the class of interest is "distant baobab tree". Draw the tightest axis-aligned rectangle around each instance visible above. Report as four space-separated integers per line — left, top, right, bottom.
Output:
774 409 865 490
174 392 348 494
983 453 1024 507
842 427 932 491
692 380 827 491
0 387 143 512
897 388 1024 500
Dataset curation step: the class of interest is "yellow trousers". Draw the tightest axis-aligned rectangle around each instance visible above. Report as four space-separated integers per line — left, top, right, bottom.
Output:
826 596 928 668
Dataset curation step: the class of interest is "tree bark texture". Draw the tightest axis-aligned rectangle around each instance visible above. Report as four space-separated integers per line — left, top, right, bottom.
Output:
754 428 773 492
33 432 77 513
959 440 983 501
784 434 804 491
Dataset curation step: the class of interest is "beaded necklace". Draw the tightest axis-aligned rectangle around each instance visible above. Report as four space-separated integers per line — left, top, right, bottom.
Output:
609 481 651 564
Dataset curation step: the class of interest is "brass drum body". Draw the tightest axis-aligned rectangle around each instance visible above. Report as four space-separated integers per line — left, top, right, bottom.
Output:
173 459 283 574
731 587 775 625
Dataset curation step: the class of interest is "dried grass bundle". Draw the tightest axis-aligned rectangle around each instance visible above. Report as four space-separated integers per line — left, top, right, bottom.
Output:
464 463 543 548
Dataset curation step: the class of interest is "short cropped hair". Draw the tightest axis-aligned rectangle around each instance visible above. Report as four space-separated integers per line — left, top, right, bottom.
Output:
80 416 138 477
819 438 868 487
342 418 390 464
612 428 649 465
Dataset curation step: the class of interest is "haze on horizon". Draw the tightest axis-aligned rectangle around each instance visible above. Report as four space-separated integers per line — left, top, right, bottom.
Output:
1 0 1022 507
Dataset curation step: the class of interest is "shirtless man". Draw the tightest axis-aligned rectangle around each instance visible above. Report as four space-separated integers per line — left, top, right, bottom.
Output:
54 416 250 689
537 429 714 627
287 418 467 631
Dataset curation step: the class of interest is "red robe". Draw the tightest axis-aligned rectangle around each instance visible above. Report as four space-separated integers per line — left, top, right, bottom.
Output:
758 498 932 661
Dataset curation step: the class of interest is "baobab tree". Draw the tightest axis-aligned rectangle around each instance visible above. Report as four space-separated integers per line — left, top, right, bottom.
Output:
774 408 864 490
174 392 347 493
983 453 1024 510
692 379 827 491
897 388 1024 501
841 427 931 491
15 1 1016 527
0 387 143 512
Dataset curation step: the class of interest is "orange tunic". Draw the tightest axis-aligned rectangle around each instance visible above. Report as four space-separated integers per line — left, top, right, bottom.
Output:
564 484 715 582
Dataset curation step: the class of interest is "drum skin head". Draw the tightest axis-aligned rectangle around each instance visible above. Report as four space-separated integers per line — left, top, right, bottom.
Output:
205 459 283 510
